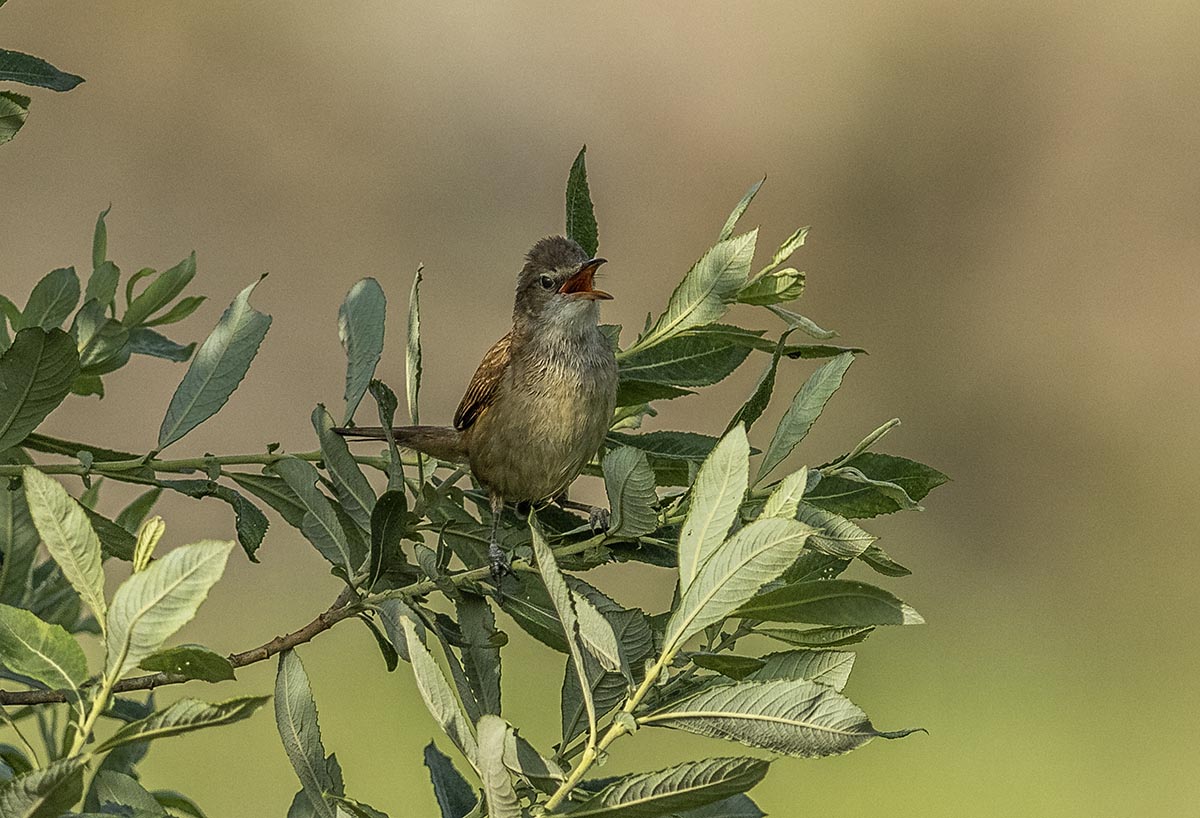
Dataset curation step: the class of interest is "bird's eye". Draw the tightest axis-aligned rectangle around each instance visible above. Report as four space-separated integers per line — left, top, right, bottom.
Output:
539 274 556 290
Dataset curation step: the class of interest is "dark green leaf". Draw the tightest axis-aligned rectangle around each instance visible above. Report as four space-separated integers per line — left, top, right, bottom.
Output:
642 679 921 757
19 433 140 465
84 262 120 316
81 506 136 560
565 757 768 817
782 343 865 360
158 277 271 449
96 695 266 752
674 794 765 817
737 580 924 626
313 405 376 532
689 653 763 680
338 278 386 426
368 490 412 590
88 770 166 815
142 296 205 328
0 49 84 91
137 644 236 682
0 756 86 818
726 332 791 434
358 614 398 671
565 145 599 257
368 379 404 492
0 91 29 146
228 471 307 528
151 790 208 818
124 253 196 328
115 487 162 533
423 743 477 818
0 450 38 605
158 479 268 562
275 650 337 818
273 458 356 575
91 206 111 271
72 300 130 376
0 330 79 451
602 447 658 538
616 380 694 406
859 543 911 577
757 625 875 648
806 452 949 518
456 593 502 715
608 431 719 461
755 352 854 482
127 327 195 362
619 329 753 389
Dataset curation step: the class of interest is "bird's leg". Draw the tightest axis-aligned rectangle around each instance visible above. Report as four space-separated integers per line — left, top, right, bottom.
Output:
555 493 611 534
487 490 513 589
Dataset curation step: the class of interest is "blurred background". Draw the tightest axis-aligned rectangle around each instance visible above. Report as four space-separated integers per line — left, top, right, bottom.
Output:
3 2 1198 815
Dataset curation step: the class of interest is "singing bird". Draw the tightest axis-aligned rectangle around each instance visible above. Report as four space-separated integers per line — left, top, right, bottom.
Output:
336 236 618 581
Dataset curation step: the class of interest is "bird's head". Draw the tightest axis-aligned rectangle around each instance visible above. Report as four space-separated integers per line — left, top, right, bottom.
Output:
513 236 611 331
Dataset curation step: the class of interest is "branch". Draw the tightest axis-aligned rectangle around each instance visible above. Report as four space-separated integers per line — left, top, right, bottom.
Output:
0 587 361 706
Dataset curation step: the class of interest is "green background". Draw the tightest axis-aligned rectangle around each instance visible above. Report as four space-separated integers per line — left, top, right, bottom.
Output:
3 2 1198 815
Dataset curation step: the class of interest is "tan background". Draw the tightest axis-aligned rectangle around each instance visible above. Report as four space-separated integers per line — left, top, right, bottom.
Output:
3 2 1199 815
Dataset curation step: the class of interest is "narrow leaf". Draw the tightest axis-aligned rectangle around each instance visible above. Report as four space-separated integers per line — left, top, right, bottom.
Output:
664 517 815 658
736 579 924 626
275 650 337 818
602 447 658 538
368 490 410 591
0 451 39 605
142 295 206 328
0 329 80 451
737 268 804 306
405 267 422 423
793 502 876 559
0 49 84 91
313 405 376 532
423 743 477 818
22 467 106 627
97 696 267 752
719 177 764 241
641 679 921 757
137 643 236 682
677 426 749 595
476 715 521 818
338 278 386 425
759 466 808 520
399 613 478 762
274 457 357 576
565 757 768 817
757 625 874 648
565 146 599 257
128 327 195 362
747 649 855 691
755 352 854 482
124 253 196 328
157 479 268 562
456 594 502 716
105 540 234 677
158 277 271 449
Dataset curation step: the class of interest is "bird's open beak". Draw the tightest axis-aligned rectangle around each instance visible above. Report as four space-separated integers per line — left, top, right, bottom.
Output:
559 258 612 300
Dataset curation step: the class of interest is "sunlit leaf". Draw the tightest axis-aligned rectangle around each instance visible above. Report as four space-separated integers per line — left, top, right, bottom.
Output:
602 447 658 538
793 502 876 559
642 679 921 757
158 277 271 449
719 177 764 241
737 579 924 626
105 540 234 677
0 756 86 818
737 268 804 306
398 612 478 763
97 695 267 752
565 757 768 817
0 329 79 451
759 466 808 521
124 253 196 328
757 625 875 649
678 426 749 595
0 91 29 146
338 278 386 426
405 267 422 423
0 603 87 692
128 327 195 362
747 649 855 691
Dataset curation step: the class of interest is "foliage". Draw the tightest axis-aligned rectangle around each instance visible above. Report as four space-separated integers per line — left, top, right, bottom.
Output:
0 4 84 147
0 148 947 816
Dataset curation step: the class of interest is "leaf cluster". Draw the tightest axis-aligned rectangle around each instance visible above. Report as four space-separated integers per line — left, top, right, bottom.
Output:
0 147 946 816
0 3 84 147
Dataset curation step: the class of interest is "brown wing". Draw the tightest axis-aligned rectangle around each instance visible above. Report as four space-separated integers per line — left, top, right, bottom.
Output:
453 332 513 431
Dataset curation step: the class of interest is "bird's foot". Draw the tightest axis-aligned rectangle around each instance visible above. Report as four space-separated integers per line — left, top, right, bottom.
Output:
488 541 513 595
587 506 611 534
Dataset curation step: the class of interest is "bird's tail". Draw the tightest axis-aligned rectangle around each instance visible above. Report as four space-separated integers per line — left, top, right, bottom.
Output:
332 425 469 464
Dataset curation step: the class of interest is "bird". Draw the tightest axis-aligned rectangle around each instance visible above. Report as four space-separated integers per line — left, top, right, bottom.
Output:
335 236 618 584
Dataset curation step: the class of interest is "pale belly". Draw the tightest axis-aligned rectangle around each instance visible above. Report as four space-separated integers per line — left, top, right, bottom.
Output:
467 354 616 503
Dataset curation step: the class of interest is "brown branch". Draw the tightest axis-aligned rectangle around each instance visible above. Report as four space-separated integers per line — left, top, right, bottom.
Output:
0 587 361 707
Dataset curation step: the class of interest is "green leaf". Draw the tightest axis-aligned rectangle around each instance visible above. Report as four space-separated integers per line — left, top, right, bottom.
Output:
405 267 422 423
151 790 208 818
0 49 84 91
0 756 86 818
157 277 271 449
115 487 162 533
128 327 195 362
21 467 106 627
719 177 764 241
757 625 874 648
124 267 157 309
313 405 376 532
423 743 477 818
275 650 337 818
72 300 129 375
456 593 502 716
763 226 809 274
747 649 855 691
663 517 816 658
602 447 658 538
0 330 79 451
124 253 196 328
678 426 749 595
476 715 521 818
0 451 38 605
0 91 29 146
755 352 854 482
859 543 911 577
0 603 87 691
137 643 236 682
397 612 478 763
91 206 111 271
737 579 924 626
565 757 768 817
565 145 599 257
607 431 719 462
724 332 791 435
142 295 205 328
503 730 564 793
674 794 765 817
530 518 596 741
765 305 837 339
618 329 753 388
273 458 357 576
737 268 804 306
338 278 386 426
639 231 757 348
368 490 411 591
642 679 921 757
84 262 120 315
96 696 266 753
759 466 808 521
805 452 948 518
228 471 307 529
368 379 404 492
157 479 268 562
793 502 876 559
688 653 763 680
616 380 694 406
105 540 234 678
